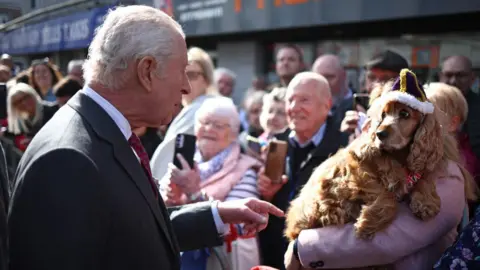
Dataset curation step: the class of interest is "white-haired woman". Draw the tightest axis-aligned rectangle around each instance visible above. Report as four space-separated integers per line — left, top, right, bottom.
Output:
150 46 218 180
5 83 58 151
160 96 262 270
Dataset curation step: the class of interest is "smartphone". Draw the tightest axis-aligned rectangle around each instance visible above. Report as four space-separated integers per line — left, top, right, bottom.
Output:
246 135 262 154
264 140 288 184
353 93 370 111
173 133 196 169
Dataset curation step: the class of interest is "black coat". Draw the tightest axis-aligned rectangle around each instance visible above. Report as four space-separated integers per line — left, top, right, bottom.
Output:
0 142 9 270
258 116 348 269
8 92 223 270
465 90 480 160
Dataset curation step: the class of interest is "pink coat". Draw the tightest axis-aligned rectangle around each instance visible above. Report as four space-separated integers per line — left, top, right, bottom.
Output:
296 160 465 270
201 143 262 201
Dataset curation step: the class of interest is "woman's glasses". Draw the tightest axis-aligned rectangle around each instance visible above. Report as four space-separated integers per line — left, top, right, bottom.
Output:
197 119 230 130
186 71 204 81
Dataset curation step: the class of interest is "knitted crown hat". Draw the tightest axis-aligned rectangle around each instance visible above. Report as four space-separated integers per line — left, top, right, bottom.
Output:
382 69 434 114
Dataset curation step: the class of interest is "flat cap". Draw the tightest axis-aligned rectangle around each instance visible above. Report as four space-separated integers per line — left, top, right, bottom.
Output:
366 50 409 73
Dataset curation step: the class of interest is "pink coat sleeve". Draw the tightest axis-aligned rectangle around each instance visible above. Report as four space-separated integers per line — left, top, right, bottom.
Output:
297 162 465 269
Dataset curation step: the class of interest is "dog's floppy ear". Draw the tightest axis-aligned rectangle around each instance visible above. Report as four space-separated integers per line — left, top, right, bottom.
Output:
407 106 443 173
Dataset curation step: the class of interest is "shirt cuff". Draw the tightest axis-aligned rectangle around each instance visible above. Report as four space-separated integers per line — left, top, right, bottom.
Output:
211 200 230 236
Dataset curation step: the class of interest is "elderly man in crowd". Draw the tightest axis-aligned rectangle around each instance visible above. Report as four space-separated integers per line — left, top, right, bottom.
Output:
67 59 85 86
257 72 348 269
440 55 480 160
7 6 283 270
214 67 236 97
311 54 352 125
340 50 409 137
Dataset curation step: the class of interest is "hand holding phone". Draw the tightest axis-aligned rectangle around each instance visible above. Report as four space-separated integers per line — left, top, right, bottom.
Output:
264 140 288 184
173 133 196 169
353 93 370 112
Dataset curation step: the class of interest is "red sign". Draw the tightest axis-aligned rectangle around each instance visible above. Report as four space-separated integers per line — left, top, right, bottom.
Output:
235 0 310 13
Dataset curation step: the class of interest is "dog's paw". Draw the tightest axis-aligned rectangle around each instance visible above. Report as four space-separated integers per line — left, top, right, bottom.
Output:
410 199 440 220
354 223 376 240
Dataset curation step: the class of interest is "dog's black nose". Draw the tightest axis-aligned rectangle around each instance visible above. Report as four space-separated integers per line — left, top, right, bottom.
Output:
376 130 389 140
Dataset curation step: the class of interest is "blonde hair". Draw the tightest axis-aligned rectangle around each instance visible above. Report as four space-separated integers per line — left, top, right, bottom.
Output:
425 82 468 123
263 87 286 107
187 47 217 95
424 83 476 201
260 87 287 133
7 83 43 135
443 131 478 201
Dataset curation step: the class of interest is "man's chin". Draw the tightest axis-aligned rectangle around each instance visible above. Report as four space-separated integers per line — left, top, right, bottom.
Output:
289 122 307 130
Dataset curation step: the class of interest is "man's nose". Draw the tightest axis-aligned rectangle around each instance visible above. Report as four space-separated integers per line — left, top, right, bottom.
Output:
448 76 458 85
376 129 389 140
182 76 192 95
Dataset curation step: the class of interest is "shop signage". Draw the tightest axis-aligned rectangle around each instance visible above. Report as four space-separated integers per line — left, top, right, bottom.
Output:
172 0 480 37
1 6 110 55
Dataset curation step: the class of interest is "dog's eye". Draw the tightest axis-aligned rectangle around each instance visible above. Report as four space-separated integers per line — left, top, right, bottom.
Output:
399 110 410 119
381 112 386 119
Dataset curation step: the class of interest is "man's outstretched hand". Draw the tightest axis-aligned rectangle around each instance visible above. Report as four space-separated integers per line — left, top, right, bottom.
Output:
217 198 284 236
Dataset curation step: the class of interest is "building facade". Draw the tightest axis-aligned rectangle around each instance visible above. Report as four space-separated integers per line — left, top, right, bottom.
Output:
2 0 480 103
176 0 480 104
0 0 154 72
0 0 21 23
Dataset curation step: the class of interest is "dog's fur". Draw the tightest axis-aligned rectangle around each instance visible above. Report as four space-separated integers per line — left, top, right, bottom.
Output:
284 90 444 269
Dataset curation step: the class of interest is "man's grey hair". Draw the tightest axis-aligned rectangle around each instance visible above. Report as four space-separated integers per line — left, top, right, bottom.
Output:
194 96 240 136
214 67 236 83
287 71 331 100
83 5 185 89
68 59 85 73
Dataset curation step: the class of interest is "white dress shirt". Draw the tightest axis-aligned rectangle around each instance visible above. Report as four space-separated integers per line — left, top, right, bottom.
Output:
82 86 226 235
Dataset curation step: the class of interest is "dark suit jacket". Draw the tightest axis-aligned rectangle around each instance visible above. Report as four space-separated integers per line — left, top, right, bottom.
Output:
27 102 59 137
332 96 354 128
258 116 348 269
0 142 8 270
465 90 480 160
8 92 222 270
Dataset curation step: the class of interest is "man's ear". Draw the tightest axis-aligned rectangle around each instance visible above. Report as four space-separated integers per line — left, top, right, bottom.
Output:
137 56 157 92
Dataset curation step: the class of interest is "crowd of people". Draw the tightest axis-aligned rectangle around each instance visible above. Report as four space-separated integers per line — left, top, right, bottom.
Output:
0 5 479 270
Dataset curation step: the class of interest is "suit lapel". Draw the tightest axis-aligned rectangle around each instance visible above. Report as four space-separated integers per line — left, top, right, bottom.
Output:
67 92 178 257
111 139 178 256
299 118 344 172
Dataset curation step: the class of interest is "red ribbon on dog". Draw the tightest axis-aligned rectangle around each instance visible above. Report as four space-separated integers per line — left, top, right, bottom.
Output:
405 171 422 192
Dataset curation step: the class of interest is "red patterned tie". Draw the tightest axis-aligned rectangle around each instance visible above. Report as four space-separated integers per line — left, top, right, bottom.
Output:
128 133 158 199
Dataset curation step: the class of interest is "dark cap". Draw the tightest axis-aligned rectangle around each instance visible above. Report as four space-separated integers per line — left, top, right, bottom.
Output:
365 50 409 73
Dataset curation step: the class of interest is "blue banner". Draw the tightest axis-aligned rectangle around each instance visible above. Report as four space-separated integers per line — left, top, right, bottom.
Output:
1 6 111 55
